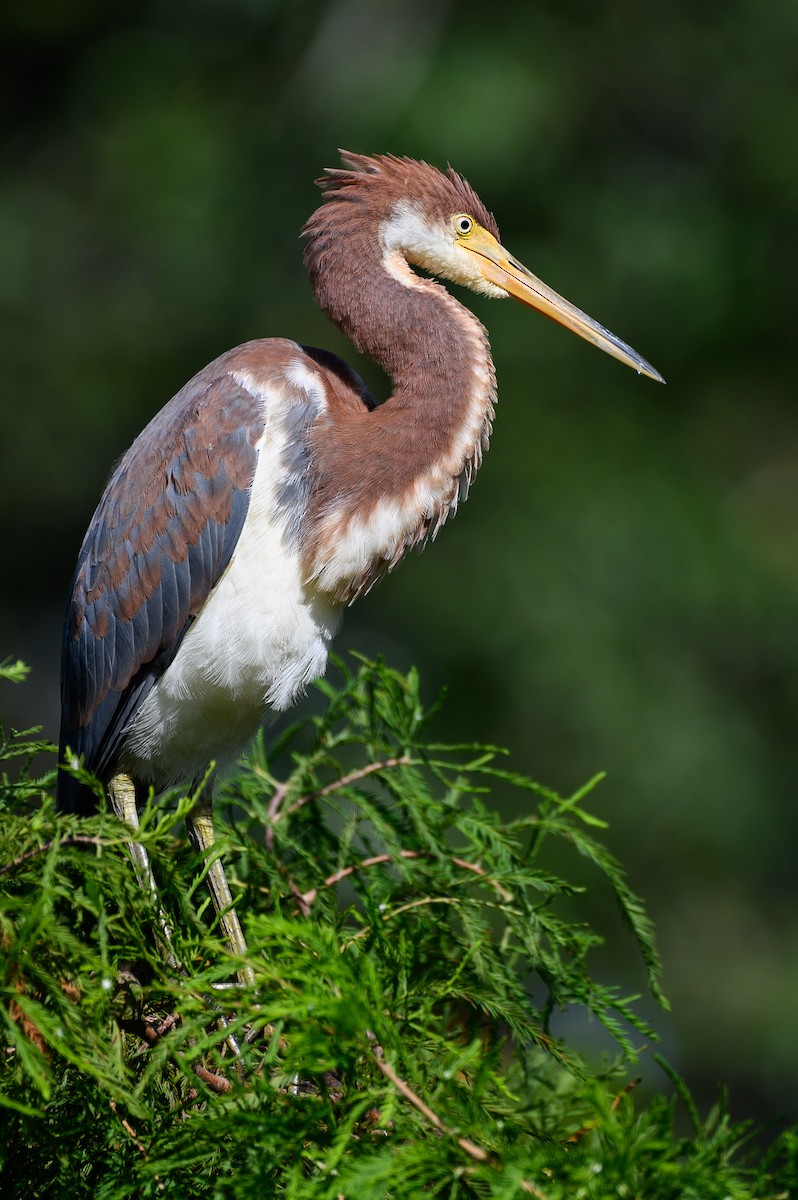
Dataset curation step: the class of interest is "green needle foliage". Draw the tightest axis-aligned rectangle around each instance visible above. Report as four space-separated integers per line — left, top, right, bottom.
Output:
0 656 795 1197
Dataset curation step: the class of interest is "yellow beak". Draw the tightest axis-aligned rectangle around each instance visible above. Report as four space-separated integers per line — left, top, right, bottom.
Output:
464 229 664 383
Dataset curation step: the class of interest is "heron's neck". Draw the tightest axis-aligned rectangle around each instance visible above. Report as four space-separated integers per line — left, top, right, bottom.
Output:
304 229 496 602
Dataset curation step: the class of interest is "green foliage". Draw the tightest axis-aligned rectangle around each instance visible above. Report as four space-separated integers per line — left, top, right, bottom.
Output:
0 658 795 1197
4 0 798 1121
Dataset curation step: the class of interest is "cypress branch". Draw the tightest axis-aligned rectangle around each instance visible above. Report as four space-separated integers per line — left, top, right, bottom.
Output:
0 656 795 1198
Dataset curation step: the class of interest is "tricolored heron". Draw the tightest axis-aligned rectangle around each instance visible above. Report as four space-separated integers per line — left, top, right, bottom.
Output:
57 152 662 975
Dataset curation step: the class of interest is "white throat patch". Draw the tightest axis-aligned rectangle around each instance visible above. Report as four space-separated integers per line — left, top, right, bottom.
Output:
379 201 506 299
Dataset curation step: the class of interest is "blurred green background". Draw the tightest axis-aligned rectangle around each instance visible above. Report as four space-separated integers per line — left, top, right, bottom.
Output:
2 0 797 1125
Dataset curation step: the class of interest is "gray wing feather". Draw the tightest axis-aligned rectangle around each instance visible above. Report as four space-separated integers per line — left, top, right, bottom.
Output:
58 366 264 813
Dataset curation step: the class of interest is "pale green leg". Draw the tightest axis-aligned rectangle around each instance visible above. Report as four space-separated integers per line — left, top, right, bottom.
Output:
108 773 159 895
108 772 251 1059
186 792 256 988
108 772 178 966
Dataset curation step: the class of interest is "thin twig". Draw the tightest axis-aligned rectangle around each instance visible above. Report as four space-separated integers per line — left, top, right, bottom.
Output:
344 896 461 946
451 856 514 902
611 1075 642 1110
192 1063 233 1094
367 1031 551 1196
382 895 460 920
265 782 290 850
109 1100 148 1156
567 1076 642 1143
140 1013 181 1048
0 835 107 876
298 851 407 911
323 850 406 888
268 755 413 837
297 847 514 912
366 1030 488 1163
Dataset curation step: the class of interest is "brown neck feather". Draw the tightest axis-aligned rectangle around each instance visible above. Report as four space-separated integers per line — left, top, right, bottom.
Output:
302 191 496 600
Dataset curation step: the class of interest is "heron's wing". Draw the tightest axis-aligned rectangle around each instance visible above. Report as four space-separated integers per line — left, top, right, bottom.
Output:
58 367 264 812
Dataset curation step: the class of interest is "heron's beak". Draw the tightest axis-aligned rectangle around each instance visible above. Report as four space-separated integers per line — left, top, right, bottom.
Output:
465 229 664 383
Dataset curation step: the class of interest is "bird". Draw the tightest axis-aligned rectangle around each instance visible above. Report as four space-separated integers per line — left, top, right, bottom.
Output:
57 151 663 977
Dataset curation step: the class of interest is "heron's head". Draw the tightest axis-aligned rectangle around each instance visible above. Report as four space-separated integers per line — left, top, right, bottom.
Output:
307 151 663 382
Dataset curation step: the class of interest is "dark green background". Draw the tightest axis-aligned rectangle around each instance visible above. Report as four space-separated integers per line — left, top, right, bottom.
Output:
2 0 796 1124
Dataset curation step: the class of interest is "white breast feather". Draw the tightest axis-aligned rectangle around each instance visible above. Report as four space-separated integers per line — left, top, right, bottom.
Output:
123 368 342 787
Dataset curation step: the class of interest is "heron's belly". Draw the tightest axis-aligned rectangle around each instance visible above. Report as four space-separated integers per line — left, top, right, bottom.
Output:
123 567 342 787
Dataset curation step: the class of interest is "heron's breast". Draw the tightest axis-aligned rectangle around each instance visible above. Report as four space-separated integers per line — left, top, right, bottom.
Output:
122 370 343 784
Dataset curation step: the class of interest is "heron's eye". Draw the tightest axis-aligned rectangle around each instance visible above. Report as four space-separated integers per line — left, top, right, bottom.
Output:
453 214 474 237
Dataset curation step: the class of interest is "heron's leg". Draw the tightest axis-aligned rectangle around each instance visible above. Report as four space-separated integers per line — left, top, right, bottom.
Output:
107 772 177 964
186 792 255 987
108 773 158 896
108 775 247 1060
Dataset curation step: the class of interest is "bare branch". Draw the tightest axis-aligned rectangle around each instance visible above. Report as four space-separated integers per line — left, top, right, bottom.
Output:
193 1063 233 1094
109 1099 148 1157
567 1076 642 1144
0 835 107 877
366 1030 489 1163
264 781 290 850
268 755 413 838
297 847 513 913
